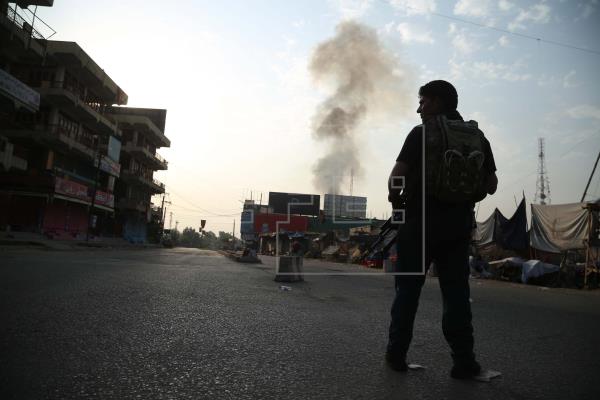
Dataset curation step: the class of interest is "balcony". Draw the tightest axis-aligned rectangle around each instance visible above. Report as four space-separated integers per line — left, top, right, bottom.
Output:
117 198 149 213
122 142 168 170
2 123 97 160
45 41 128 105
35 80 118 137
0 124 119 170
120 170 165 194
109 113 170 148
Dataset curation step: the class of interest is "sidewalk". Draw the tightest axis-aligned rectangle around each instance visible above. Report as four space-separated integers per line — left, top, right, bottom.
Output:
0 231 161 251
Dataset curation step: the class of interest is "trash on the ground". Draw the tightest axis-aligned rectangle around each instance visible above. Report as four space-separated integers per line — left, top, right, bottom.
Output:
279 285 292 291
473 369 502 382
539 287 550 291
407 363 426 370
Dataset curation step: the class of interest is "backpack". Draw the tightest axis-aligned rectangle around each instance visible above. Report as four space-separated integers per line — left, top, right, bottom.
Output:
424 115 488 203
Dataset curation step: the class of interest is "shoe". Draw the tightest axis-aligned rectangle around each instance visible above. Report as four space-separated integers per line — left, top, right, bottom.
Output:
450 360 481 379
385 352 408 372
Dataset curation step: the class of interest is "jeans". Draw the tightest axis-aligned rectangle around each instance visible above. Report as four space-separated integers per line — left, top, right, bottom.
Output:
387 233 476 365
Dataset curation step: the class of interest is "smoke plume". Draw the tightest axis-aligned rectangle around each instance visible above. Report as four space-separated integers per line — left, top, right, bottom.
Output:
310 21 413 194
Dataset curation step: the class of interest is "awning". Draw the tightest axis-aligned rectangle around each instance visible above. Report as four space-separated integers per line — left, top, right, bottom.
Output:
52 194 114 212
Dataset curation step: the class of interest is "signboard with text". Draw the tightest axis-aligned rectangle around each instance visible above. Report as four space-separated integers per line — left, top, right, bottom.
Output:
55 177 89 201
94 155 121 177
54 177 114 209
0 68 40 112
94 190 114 208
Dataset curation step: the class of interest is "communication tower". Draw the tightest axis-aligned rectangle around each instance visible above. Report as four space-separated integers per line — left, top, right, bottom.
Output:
535 138 551 205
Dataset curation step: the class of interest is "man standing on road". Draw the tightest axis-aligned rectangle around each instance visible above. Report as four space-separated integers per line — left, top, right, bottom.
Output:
385 80 498 379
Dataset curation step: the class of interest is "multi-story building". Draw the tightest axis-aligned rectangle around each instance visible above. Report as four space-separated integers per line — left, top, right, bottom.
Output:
1 1 50 171
0 2 170 242
107 107 169 243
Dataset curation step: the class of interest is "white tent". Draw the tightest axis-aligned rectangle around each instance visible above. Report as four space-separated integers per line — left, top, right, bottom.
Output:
530 202 590 253
530 202 599 287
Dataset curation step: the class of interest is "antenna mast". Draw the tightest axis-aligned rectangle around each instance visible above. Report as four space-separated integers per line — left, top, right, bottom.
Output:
350 168 354 197
535 138 551 205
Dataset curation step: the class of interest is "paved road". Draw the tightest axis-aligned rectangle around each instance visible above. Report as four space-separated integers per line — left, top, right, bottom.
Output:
1 247 599 399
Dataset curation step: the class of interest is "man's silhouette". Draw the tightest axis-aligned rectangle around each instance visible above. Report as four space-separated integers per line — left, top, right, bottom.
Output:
386 80 498 379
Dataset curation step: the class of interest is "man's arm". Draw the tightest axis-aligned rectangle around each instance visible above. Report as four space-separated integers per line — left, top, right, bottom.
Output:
388 160 408 209
482 136 498 195
486 172 498 195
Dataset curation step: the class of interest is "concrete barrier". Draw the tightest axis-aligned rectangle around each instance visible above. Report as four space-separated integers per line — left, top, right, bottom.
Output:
275 256 304 282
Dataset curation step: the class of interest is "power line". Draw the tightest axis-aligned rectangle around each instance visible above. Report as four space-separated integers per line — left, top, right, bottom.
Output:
169 206 239 217
167 188 240 216
381 0 600 56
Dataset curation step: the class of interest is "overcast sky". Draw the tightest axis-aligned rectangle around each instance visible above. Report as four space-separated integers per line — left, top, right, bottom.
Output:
32 0 600 233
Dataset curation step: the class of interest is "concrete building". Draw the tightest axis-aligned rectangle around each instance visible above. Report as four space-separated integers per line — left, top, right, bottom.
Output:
323 194 367 218
107 107 170 243
0 1 50 172
0 3 169 242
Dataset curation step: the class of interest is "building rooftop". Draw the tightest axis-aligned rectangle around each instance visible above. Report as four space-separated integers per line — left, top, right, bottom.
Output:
45 41 128 105
15 1 54 6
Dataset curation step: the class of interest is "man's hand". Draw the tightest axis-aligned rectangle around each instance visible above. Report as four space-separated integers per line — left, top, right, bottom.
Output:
388 192 404 210
388 160 408 203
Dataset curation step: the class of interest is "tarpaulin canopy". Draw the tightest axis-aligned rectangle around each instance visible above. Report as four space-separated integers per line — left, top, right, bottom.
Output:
521 260 560 283
530 202 589 253
475 198 528 250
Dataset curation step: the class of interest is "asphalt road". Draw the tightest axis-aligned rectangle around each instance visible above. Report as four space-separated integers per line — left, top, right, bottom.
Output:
1 247 599 400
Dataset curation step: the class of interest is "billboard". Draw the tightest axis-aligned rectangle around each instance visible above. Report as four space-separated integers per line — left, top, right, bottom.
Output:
254 214 308 234
268 192 320 216
324 194 367 218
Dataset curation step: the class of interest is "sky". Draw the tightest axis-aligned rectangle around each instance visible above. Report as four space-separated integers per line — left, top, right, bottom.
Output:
29 0 600 233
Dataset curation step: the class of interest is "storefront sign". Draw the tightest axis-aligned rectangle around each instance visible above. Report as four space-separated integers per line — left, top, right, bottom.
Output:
0 68 40 112
55 177 114 209
95 190 114 208
55 177 89 201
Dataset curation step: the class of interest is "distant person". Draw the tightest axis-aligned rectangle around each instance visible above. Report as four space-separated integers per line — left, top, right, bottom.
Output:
386 80 497 379
291 240 303 256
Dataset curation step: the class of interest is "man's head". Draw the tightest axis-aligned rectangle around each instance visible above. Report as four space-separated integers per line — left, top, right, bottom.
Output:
417 80 458 120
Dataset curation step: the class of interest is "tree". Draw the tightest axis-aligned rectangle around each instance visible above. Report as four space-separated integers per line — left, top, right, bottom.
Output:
200 230 218 249
180 227 202 248
218 231 233 242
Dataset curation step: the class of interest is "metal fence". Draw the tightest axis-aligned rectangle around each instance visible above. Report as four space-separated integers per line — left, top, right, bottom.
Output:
5 4 55 40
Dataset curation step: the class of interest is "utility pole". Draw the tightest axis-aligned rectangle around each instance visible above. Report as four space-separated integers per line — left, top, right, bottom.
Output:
169 211 173 230
232 219 235 239
86 136 103 242
160 193 166 222
175 220 178 232
581 150 600 202
159 193 170 235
